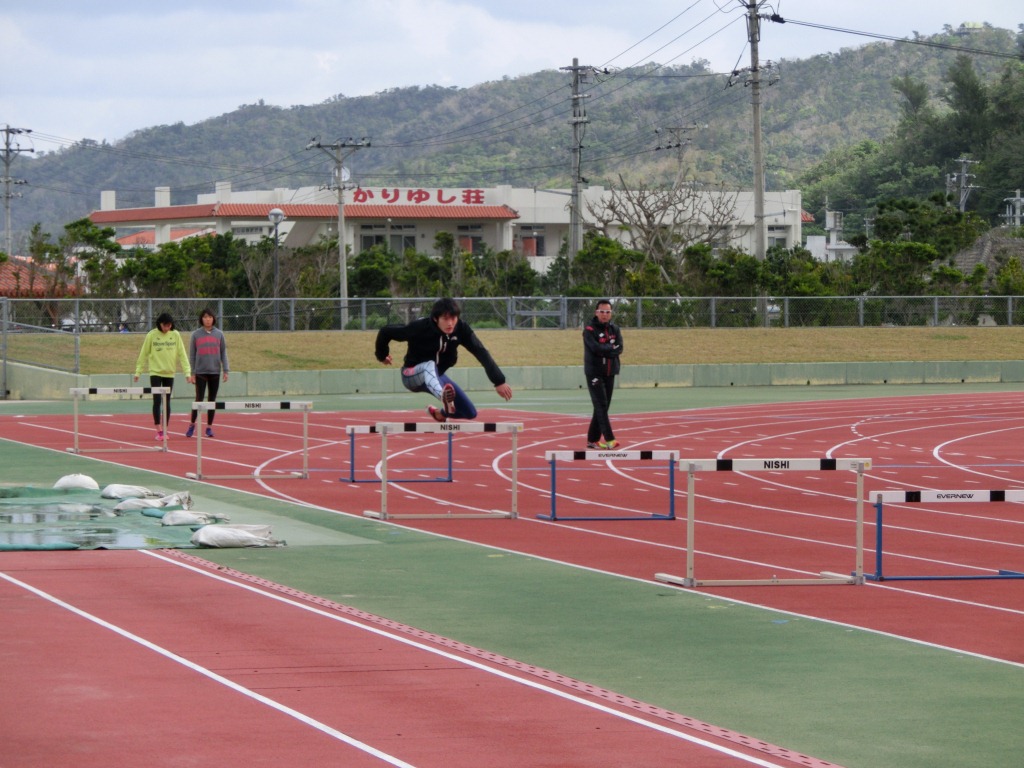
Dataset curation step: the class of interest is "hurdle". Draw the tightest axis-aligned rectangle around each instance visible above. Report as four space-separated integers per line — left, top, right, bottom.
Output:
866 490 1024 582
185 400 313 481
538 450 679 521
656 458 872 588
67 386 170 454
344 424 453 483
362 421 522 520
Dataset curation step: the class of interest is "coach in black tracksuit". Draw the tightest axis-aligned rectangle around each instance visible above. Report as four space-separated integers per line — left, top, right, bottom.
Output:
375 297 512 421
583 299 623 449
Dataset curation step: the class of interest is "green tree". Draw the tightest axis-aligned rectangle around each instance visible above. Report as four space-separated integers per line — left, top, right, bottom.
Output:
679 244 760 296
759 246 831 297
472 249 537 297
994 255 1024 295
120 241 199 298
851 240 939 295
348 245 396 297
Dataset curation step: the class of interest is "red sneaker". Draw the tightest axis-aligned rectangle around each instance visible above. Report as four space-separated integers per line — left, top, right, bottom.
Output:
442 383 456 414
427 405 446 423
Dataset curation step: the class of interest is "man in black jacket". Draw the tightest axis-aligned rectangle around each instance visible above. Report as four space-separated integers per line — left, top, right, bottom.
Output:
375 297 513 422
583 299 623 449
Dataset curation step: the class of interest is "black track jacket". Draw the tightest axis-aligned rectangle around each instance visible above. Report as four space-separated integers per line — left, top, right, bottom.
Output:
375 317 506 386
583 315 623 378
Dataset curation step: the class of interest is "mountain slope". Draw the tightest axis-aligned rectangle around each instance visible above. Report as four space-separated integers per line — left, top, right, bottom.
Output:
8 24 1019 249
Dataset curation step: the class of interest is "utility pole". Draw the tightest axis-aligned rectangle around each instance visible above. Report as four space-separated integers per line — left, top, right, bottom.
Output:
562 59 599 263
730 4 777 260
1 126 33 257
949 156 980 212
746 2 766 261
306 137 370 328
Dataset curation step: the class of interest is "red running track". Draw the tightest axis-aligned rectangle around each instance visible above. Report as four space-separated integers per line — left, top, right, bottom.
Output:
1 549 808 768
3 391 1023 667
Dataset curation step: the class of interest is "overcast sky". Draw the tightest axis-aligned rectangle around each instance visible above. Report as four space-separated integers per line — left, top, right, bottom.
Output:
1 1 1020 149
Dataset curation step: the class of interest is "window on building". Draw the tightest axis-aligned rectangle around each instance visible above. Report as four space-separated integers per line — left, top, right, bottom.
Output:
519 225 546 258
359 224 416 254
457 225 485 255
767 225 789 249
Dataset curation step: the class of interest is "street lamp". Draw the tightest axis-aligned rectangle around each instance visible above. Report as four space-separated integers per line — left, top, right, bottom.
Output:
268 208 285 331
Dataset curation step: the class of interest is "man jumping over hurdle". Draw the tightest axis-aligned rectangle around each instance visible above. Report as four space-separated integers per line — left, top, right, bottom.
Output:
375 297 513 422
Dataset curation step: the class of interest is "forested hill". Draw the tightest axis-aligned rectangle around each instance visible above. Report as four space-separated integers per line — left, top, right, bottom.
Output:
8 23 1021 247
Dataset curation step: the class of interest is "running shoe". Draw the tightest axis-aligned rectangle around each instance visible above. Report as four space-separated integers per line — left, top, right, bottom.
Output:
155 430 165 441
205 427 215 438
599 439 620 450
587 442 601 449
427 405 447 423
442 382 457 415
185 423 195 438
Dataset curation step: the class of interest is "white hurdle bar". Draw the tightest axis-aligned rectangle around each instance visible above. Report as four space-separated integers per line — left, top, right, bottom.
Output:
344 424 454 483
866 489 1024 582
185 400 313 481
67 386 170 454
539 450 679 521
362 421 522 520
656 457 872 588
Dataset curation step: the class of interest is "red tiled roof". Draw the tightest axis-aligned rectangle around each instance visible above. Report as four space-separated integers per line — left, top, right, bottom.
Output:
91 204 217 224
801 209 815 223
91 202 520 225
0 259 79 298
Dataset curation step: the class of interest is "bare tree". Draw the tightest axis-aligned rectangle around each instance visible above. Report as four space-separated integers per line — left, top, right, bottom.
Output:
587 176 741 282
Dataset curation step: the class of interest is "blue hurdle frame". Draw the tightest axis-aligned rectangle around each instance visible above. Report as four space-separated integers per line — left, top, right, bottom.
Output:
866 495 1024 582
343 426 453 484
538 450 677 521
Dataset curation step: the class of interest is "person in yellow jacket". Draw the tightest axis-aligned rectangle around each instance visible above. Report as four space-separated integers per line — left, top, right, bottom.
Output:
134 312 193 440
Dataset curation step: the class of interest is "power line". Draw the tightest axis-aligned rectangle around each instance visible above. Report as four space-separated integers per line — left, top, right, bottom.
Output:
768 16 1024 61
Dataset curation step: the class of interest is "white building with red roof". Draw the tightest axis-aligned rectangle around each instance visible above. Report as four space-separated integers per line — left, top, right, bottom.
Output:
90 182 804 273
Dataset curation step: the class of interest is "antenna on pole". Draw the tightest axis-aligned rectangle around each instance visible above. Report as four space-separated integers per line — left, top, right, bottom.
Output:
1 125 33 257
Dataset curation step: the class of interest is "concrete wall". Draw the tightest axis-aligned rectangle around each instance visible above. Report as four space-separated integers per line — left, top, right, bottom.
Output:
8 360 1024 401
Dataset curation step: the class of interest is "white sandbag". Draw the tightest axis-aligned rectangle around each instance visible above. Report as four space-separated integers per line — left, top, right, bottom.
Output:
191 524 283 548
113 497 160 512
160 510 229 526
160 491 194 510
100 484 161 499
113 491 194 513
54 474 100 490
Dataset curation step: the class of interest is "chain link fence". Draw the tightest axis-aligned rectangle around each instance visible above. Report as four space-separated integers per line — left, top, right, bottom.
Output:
3 295 1023 380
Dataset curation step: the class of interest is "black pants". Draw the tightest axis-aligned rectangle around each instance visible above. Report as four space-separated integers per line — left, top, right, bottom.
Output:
149 375 174 427
586 374 616 444
190 374 221 425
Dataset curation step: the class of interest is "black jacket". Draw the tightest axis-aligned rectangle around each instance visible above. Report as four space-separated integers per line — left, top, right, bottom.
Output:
583 315 623 378
375 316 506 386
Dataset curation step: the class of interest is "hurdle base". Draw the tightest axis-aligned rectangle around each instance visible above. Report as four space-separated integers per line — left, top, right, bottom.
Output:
656 571 862 588
655 572 696 588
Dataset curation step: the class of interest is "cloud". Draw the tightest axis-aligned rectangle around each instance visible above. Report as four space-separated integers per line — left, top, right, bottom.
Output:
1 0 1019 144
